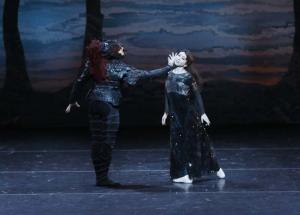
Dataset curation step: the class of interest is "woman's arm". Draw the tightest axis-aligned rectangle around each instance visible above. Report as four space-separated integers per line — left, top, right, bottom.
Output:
164 91 169 114
192 80 210 126
192 81 205 115
162 92 169 126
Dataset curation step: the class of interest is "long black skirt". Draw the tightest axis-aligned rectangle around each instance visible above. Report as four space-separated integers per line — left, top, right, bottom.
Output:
168 93 220 179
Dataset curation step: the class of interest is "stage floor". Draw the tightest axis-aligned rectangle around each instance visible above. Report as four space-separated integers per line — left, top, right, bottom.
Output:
0 127 299 215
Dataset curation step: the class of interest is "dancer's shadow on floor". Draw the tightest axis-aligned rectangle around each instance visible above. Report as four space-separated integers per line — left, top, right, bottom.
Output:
113 184 171 193
110 178 226 193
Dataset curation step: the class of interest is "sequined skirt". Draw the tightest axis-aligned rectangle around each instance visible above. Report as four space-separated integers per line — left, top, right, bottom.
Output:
167 93 220 179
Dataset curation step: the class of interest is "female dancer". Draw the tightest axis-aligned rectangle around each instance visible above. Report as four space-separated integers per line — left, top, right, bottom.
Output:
66 39 175 187
162 51 225 183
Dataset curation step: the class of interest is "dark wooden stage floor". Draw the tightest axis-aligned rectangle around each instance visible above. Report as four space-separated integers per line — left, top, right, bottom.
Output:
0 126 299 215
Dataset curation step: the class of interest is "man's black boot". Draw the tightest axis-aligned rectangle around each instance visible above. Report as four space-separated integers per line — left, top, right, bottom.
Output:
92 143 121 187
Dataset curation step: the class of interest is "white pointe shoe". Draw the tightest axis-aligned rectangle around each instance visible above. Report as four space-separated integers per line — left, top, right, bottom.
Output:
172 175 193 184
216 168 226 179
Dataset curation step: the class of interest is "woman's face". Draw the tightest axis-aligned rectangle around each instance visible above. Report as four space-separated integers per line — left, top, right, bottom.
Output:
118 47 125 56
174 51 187 67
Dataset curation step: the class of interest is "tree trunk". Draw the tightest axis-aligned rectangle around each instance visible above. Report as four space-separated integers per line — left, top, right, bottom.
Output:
82 0 103 60
3 0 32 94
59 0 103 93
293 0 300 52
268 0 300 123
282 0 300 87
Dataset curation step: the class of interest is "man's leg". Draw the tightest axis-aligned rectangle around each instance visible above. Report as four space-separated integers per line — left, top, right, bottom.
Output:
89 101 120 187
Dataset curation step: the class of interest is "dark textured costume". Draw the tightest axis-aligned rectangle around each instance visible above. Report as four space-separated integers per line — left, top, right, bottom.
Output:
165 70 220 179
70 53 172 185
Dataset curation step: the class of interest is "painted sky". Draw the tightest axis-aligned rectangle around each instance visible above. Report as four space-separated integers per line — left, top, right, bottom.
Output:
0 0 294 92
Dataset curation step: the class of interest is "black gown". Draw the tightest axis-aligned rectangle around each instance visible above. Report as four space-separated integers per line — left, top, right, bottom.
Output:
164 70 220 179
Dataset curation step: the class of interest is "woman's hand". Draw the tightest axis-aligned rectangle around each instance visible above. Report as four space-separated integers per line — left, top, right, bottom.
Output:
161 112 168 126
201 113 211 126
168 52 178 67
65 102 80 113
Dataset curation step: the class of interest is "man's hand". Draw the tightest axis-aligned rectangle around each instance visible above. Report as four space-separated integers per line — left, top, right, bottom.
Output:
161 112 168 126
65 102 80 113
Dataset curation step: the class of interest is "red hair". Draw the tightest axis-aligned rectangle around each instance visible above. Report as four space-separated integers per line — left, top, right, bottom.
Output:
86 39 108 82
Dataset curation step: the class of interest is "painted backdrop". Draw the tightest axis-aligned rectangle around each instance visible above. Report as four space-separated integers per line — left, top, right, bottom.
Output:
0 0 299 127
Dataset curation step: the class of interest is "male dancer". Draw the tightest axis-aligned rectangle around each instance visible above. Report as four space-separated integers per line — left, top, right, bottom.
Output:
66 39 176 187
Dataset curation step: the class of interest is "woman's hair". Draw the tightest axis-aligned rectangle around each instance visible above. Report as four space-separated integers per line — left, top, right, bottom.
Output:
183 50 204 88
85 39 123 82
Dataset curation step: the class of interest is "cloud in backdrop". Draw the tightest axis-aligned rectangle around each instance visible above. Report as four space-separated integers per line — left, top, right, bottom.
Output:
0 0 294 92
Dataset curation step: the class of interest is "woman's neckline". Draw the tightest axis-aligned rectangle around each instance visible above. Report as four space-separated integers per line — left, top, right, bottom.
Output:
171 67 188 75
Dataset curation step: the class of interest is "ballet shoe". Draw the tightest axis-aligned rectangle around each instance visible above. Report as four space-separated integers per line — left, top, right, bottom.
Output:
216 168 225 179
172 175 193 184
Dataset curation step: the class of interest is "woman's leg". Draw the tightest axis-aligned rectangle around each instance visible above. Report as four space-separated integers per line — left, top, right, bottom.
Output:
168 96 193 183
88 100 120 187
169 121 193 183
192 125 225 178
202 128 222 173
